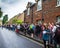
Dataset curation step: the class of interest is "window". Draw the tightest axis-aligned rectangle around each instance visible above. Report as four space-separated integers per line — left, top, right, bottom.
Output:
38 20 42 24
57 16 60 22
27 8 30 15
57 0 60 6
37 0 42 11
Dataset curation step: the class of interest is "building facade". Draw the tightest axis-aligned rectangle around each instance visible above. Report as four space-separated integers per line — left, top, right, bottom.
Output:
8 15 18 24
17 13 24 22
42 0 60 23
8 13 24 24
24 0 60 24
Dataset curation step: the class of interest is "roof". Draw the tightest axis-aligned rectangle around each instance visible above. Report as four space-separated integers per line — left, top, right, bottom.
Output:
27 2 36 8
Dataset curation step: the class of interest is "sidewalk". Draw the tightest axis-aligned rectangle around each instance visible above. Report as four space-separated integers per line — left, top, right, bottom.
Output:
18 31 54 48
18 31 43 44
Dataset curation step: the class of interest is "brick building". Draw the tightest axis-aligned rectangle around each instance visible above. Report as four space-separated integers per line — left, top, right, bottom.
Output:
24 2 36 24
8 15 18 24
42 0 60 23
17 13 24 22
24 0 60 24
8 13 24 24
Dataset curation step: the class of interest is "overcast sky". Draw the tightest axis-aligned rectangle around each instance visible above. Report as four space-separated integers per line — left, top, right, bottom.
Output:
0 0 35 20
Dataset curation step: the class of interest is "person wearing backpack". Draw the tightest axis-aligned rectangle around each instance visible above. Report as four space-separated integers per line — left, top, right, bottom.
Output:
54 23 60 48
29 24 35 38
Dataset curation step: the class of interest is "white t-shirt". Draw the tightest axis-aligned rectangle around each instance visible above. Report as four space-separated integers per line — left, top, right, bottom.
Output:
17 25 20 29
52 26 57 33
43 31 46 34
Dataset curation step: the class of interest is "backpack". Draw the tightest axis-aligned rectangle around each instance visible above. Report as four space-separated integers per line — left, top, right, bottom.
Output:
55 27 60 36
30 25 32 29
54 27 60 44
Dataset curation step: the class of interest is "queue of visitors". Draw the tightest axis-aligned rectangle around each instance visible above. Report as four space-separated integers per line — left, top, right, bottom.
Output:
5 22 60 48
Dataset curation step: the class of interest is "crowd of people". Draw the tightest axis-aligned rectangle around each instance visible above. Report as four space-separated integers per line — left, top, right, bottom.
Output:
3 22 60 48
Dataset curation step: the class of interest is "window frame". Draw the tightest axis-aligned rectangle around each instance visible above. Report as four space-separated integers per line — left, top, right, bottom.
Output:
56 16 60 22
37 0 42 11
27 8 30 16
57 0 60 6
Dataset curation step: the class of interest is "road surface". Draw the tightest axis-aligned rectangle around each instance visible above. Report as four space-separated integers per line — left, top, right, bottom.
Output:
0 28 43 48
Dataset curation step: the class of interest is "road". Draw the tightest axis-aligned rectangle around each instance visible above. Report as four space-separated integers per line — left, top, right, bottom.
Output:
0 28 43 48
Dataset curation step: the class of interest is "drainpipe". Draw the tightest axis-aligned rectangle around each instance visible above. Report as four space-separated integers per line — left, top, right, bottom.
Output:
42 12 44 24
31 7 33 23
42 1 44 24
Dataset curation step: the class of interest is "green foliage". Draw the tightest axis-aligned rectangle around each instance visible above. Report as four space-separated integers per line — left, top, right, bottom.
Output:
5 21 8 25
17 20 23 24
12 18 17 24
2 15 8 24
0 8 3 18
12 19 23 24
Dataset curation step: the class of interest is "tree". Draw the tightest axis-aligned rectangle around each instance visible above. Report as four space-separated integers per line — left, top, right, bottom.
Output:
17 20 23 24
0 8 3 18
2 15 8 24
12 18 17 24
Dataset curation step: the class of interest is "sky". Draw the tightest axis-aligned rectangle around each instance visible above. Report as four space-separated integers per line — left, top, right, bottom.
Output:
0 0 35 20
